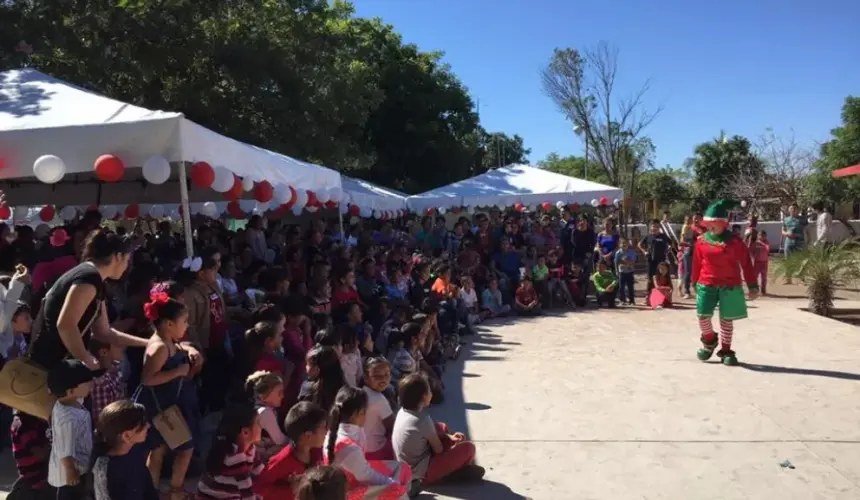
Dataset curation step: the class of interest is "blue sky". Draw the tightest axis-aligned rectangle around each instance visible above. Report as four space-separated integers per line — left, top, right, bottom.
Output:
353 0 860 169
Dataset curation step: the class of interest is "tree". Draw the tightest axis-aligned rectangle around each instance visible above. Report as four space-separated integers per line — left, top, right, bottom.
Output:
537 153 610 185
0 0 484 193
689 133 765 201
636 168 690 203
474 131 530 173
806 96 860 207
541 42 661 189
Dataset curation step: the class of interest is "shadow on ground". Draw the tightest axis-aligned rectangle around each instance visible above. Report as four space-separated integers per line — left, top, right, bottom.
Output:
740 362 860 381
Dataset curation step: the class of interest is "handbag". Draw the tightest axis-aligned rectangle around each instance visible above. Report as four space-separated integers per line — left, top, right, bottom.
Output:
0 299 101 420
135 377 192 450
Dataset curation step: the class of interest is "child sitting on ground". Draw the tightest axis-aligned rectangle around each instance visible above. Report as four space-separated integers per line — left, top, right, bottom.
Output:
649 261 674 310
392 373 484 496
254 402 328 499
566 263 587 307
295 466 348 500
246 371 288 462
197 404 265 499
92 400 156 500
458 276 482 332
592 260 619 308
481 278 511 318
531 254 550 306
336 324 363 388
48 359 102 500
362 357 396 461
546 250 574 308
325 386 412 499
299 345 346 414
514 277 542 316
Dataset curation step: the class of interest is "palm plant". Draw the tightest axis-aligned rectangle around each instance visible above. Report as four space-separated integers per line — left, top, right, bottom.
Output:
772 238 860 316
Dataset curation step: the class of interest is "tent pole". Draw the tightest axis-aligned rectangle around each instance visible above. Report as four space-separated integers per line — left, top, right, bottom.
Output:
338 204 345 243
177 161 194 257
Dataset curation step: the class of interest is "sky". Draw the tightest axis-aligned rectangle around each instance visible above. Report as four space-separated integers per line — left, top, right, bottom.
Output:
352 0 860 169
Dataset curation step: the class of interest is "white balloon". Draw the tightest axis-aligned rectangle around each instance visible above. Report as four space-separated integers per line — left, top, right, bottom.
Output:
438 207 447 215
740 200 748 208
306 205 319 213
372 210 380 219
13 207 28 221
241 177 255 192
291 206 303 216
294 189 308 209
169 209 182 222
274 185 292 205
33 155 66 184
149 205 165 218
254 202 270 214
101 205 117 219
316 188 331 204
141 156 170 185
329 187 343 203
590 198 599 207
211 166 234 193
60 205 78 221
361 207 372 218
339 203 349 214
556 201 565 209
202 201 218 217
613 198 621 207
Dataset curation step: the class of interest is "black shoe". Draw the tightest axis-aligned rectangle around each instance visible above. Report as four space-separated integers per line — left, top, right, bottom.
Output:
446 464 486 482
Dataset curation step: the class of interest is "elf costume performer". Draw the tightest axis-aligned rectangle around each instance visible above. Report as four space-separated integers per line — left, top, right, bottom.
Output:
692 200 759 366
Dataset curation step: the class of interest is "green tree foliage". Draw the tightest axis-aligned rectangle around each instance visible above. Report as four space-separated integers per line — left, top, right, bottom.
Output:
806 96 860 205
475 131 530 173
0 0 492 193
636 168 690 203
688 133 765 201
537 153 610 185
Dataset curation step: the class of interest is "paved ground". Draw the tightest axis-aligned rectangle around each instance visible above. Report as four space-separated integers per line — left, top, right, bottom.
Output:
423 295 860 500
2 291 859 500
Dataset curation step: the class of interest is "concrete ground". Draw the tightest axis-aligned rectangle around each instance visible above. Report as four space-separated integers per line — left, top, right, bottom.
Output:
424 295 860 500
2 291 859 499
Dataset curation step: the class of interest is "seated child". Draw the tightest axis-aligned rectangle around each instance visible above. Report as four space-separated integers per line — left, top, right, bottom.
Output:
566 262 587 306
295 466 348 500
514 277 542 316
546 251 574 308
8 411 52 499
531 254 550 306
299 346 346 414
592 260 619 308
481 278 511 317
336 324 363 388
255 402 328 499
92 400 157 500
362 358 396 461
392 374 484 495
457 276 483 328
389 323 420 382
197 404 264 499
325 387 412 499
246 371 289 462
377 305 408 356
47 359 101 500
649 261 674 310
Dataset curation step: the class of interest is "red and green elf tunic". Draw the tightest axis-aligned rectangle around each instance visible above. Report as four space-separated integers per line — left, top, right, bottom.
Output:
692 200 758 365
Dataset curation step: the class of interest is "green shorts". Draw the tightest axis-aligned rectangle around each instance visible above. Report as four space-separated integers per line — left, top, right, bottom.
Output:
696 284 747 320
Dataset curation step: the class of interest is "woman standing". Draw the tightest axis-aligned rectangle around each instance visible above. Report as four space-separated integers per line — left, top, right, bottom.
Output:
29 230 147 370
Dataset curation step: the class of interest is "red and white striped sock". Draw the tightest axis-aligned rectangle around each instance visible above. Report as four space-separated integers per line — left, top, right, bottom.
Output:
698 317 717 345
719 319 734 350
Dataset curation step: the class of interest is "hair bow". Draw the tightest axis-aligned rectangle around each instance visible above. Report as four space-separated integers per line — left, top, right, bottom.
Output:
182 256 203 272
143 291 170 320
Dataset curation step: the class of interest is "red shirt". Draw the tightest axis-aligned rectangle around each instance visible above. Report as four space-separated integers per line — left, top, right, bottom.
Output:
255 352 283 376
332 287 359 307
208 292 228 347
516 286 538 305
692 233 757 288
254 444 323 499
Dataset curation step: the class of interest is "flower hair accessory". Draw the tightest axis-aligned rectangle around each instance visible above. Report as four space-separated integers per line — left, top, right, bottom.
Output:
182 257 203 272
143 291 170 321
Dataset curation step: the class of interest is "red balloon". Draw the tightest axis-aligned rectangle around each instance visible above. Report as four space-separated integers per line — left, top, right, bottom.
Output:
513 203 525 212
349 205 360 216
541 202 552 211
227 201 243 218
570 203 581 212
223 175 243 201
190 161 215 188
599 196 609 206
40 205 55 222
425 208 435 215
124 204 140 219
253 181 273 203
94 154 125 182
325 200 338 209
0 205 10 219
306 191 319 208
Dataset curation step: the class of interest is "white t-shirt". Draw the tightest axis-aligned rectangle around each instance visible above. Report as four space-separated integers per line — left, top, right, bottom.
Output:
362 387 394 453
459 288 478 309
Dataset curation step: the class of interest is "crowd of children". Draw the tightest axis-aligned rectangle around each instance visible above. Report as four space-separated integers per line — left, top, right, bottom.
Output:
0 204 773 499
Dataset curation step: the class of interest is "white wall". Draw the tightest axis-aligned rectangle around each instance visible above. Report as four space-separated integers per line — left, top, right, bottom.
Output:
622 220 860 245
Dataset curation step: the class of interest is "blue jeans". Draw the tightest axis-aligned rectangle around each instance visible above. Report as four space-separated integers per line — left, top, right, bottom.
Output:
682 249 693 295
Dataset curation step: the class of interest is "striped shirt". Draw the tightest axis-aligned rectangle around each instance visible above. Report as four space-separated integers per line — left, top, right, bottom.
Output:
197 444 264 499
10 412 50 489
48 400 93 488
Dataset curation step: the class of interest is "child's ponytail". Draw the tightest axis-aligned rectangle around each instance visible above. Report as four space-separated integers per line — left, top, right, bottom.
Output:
206 404 258 472
326 386 368 464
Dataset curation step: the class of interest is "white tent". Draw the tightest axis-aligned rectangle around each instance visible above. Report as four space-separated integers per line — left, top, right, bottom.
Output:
341 175 407 211
0 69 342 206
406 164 623 212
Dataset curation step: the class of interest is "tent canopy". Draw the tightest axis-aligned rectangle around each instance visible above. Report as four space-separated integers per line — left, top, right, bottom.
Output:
0 69 341 205
341 175 407 211
407 164 622 211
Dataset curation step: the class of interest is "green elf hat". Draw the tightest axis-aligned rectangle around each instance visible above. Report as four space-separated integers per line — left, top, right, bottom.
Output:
702 199 739 222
